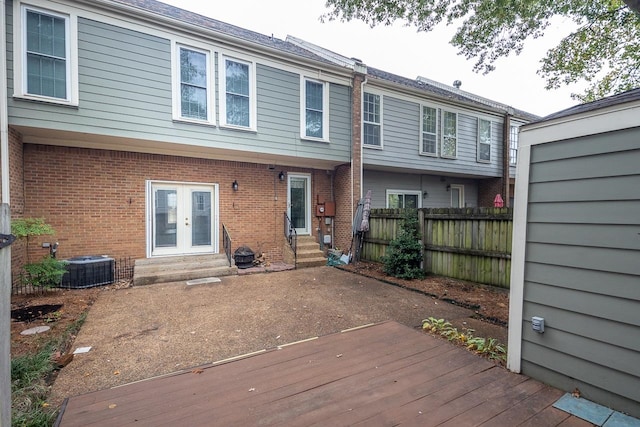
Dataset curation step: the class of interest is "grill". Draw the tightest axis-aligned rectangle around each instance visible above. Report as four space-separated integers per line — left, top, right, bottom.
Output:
233 246 255 269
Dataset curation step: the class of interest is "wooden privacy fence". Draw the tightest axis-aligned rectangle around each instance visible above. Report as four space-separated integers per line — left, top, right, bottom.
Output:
361 208 513 288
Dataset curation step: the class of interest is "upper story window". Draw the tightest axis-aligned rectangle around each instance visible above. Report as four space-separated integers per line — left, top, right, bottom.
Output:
301 78 329 141
174 44 213 123
16 5 78 105
220 56 256 130
441 110 458 158
510 125 519 165
420 105 437 155
386 190 421 209
477 118 492 162
363 92 381 147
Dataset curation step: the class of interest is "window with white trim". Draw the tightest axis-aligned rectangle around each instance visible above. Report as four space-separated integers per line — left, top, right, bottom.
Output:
441 110 458 158
510 125 519 165
363 92 381 147
386 190 421 209
18 5 77 104
174 44 212 123
301 78 329 140
220 56 255 129
421 105 437 155
477 118 492 162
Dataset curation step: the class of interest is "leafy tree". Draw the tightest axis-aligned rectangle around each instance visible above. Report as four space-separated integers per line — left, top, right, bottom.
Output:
381 209 425 280
322 0 640 102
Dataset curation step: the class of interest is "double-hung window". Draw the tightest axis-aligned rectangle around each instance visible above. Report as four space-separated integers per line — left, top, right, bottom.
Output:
441 110 458 158
420 105 437 155
510 125 519 165
386 190 421 209
18 5 77 104
477 118 492 162
220 56 255 129
301 78 329 141
363 92 381 147
175 44 212 123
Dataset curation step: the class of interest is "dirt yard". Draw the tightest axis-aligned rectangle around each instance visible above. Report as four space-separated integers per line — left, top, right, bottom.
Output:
10 264 510 408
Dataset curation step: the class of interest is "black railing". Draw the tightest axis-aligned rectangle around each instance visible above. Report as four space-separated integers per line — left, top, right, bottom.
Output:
222 223 232 267
284 212 297 268
10 256 135 296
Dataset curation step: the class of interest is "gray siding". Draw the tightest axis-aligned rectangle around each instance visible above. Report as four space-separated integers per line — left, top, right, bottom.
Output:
363 94 504 178
521 126 640 417
7 15 351 163
363 170 479 208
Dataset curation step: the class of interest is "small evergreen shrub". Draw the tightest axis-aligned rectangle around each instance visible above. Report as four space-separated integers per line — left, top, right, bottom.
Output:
381 209 425 280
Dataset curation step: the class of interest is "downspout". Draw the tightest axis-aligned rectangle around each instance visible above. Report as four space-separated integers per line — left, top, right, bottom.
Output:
503 110 513 207
358 74 367 203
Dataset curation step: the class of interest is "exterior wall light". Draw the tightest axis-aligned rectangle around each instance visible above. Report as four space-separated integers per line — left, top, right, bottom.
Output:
232 180 238 191
278 171 285 181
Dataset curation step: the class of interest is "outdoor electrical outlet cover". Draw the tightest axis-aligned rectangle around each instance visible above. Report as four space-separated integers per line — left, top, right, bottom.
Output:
532 316 545 333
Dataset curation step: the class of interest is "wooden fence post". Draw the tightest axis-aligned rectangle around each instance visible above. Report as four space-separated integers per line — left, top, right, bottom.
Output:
0 204 11 427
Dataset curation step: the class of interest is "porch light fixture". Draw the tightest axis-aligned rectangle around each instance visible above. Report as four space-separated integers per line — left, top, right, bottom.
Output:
278 171 285 181
232 180 238 191
446 184 451 192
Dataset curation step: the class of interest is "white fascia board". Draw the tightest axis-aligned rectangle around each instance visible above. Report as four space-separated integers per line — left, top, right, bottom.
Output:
520 100 640 147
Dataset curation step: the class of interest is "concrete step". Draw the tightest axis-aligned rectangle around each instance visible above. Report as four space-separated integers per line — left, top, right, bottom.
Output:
296 257 327 268
292 236 326 268
133 254 237 286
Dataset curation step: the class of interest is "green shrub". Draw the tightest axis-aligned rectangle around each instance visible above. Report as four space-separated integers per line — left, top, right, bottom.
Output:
21 256 68 289
381 209 425 279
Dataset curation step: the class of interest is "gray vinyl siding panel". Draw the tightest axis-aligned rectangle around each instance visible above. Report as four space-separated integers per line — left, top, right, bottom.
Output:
520 127 640 416
363 170 479 208
7 16 351 163
363 94 503 177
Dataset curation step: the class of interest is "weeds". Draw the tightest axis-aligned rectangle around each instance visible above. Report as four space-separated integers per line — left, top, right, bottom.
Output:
422 317 507 363
11 312 88 426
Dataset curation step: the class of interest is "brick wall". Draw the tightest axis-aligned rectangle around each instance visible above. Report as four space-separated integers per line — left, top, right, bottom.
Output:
333 73 364 253
21 144 333 265
6 128 28 273
477 177 504 207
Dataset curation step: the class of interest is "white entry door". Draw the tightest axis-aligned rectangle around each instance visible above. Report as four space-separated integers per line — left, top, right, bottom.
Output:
287 174 311 235
150 182 217 256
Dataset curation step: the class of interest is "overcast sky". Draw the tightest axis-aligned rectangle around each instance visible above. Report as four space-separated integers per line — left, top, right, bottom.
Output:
161 0 584 117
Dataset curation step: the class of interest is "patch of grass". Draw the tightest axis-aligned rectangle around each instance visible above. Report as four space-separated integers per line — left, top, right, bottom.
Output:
11 311 88 426
422 316 507 363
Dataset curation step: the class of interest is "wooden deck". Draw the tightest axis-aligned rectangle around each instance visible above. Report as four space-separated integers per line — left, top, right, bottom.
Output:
55 321 594 426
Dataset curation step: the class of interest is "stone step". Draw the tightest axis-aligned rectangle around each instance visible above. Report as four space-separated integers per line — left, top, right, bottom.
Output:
291 235 326 268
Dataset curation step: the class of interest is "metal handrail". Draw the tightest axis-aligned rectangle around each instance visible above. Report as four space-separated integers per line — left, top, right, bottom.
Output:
222 223 232 267
283 212 297 268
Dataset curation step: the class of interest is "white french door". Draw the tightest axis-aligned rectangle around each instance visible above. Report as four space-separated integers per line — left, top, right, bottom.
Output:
149 182 218 256
287 174 311 235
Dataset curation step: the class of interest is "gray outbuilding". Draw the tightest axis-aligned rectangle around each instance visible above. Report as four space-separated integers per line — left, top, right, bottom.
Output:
507 89 640 418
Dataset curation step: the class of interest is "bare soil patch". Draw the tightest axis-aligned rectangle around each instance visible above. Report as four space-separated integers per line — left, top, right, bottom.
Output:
339 261 509 326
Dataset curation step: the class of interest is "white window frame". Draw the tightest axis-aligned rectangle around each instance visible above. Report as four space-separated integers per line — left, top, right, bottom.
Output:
385 189 422 209
477 118 492 163
441 110 458 159
171 42 215 125
510 125 519 165
14 3 79 106
362 90 383 149
449 184 465 207
300 77 330 142
420 104 438 156
219 54 257 131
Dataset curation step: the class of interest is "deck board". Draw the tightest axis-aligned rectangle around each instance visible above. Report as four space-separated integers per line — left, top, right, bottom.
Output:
56 321 594 426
